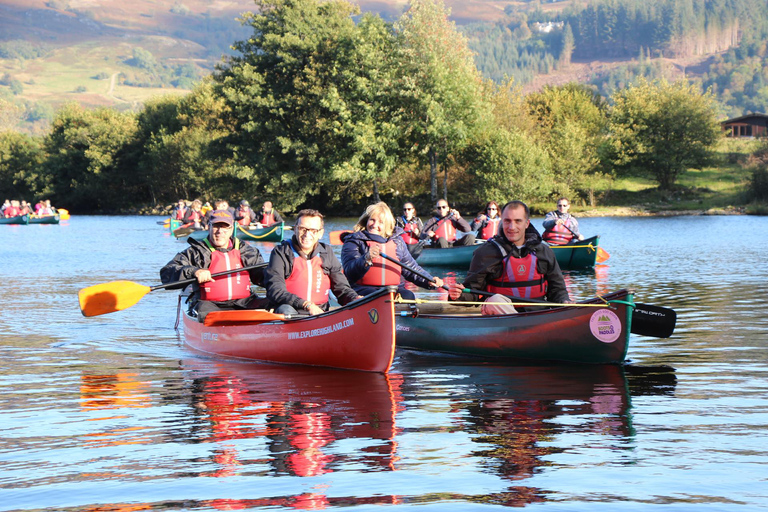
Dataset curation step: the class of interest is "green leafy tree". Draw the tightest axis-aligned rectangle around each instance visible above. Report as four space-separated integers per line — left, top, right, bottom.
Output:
0 131 48 200
215 0 399 211
525 83 608 199
608 78 722 190
394 0 492 202
43 103 139 212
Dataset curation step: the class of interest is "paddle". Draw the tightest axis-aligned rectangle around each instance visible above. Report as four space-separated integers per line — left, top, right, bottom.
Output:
560 222 611 263
463 287 675 338
78 263 268 317
377 252 449 290
379 252 675 338
329 230 351 245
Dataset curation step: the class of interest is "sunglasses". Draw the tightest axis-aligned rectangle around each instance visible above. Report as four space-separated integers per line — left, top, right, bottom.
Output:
438 205 450 210
404 207 413 211
557 204 569 208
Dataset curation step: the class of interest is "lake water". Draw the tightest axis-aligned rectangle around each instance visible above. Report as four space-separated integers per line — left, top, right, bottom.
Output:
2 214 767 511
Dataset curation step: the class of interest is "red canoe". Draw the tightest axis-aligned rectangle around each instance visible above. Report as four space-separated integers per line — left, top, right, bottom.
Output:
181 287 396 373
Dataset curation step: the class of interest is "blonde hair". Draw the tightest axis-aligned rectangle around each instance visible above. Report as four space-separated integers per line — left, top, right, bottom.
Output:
354 202 395 238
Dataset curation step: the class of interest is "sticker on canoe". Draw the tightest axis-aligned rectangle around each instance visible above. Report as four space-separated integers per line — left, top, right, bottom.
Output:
589 309 622 343
368 308 379 324
287 318 355 340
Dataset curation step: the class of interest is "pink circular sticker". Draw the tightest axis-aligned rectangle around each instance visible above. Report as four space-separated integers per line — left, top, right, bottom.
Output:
589 309 622 343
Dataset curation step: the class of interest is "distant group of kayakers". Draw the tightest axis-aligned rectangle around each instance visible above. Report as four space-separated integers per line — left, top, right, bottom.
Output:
161 197 586 323
2 199 57 218
170 198 284 231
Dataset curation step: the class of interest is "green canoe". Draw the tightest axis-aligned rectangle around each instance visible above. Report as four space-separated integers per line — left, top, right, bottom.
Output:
0 214 29 225
550 235 601 269
395 289 633 364
413 242 480 267
28 214 60 225
176 222 287 243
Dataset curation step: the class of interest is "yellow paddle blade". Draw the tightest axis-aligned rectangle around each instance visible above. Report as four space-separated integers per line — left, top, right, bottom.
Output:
78 280 152 317
596 247 611 263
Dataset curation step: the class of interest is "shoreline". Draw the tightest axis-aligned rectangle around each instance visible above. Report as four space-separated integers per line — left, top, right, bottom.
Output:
572 206 748 217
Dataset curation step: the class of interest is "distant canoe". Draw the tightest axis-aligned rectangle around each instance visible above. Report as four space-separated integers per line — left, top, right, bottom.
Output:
28 214 60 225
0 215 29 225
414 242 479 267
175 222 287 243
550 235 601 269
395 289 633 364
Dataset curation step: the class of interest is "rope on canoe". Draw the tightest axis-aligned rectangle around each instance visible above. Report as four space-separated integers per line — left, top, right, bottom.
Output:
394 297 609 308
549 243 596 253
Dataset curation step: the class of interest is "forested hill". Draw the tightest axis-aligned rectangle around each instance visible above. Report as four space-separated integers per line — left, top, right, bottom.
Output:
2 0 768 131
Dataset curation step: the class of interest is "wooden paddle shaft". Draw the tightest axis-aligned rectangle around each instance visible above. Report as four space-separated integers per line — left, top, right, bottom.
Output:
150 263 268 292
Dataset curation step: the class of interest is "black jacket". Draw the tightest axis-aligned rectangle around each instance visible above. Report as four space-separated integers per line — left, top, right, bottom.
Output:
452 224 570 304
264 237 359 311
160 236 265 292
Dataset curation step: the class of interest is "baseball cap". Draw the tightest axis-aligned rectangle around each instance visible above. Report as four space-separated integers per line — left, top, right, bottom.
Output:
240 200 249 206
209 210 234 226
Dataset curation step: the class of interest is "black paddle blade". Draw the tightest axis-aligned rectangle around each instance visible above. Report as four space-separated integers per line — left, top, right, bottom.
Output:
631 303 676 338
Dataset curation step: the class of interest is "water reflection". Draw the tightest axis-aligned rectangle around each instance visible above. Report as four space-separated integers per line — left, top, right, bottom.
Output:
399 355 677 506
184 360 403 509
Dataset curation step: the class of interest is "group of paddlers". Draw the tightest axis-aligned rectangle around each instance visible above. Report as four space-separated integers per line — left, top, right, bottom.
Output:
170 198 284 231
2 199 57 218
161 197 585 321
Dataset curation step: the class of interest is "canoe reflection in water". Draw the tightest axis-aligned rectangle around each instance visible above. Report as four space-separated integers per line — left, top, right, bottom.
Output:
400 354 677 507
184 360 404 509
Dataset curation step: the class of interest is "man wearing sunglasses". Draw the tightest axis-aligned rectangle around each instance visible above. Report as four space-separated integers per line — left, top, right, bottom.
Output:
420 199 476 248
542 197 585 245
265 209 360 316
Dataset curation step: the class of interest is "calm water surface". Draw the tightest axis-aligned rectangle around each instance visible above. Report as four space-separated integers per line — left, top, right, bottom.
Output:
1 214 767 511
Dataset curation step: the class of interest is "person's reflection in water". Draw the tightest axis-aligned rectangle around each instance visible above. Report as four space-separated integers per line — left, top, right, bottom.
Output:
185 362 402 510
450 365 637 506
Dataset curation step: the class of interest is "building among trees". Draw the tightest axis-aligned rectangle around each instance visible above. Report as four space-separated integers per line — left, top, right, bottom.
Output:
721 114 768 138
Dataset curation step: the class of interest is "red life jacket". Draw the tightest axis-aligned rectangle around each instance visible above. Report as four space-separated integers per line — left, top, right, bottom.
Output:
542 217 573 245
358 239 402 286
285 243 331 305
4 206 20 217
485 240 547 299
179 210 202 229
19 206 30 215
261 211 276 226
399 217 420 245
479 218 501 240
200 239 252 302
174 207 187 221
433 216 456 242
236 207 251 226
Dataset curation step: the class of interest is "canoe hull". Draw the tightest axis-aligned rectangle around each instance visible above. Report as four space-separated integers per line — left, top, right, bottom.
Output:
28 214 60 225
415 242 478 267
178 222 286 243
550 235 600 269
0 215 29 225
396 289 633 364
183 289 396 373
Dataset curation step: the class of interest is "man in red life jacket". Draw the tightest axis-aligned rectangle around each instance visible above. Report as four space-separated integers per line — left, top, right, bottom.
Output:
257 201 284 227
264 209 360 316
542 197 584 245
420 199 476 248
4 200 21 218
448 200 570 315
235 200 258 227
160 210 267 322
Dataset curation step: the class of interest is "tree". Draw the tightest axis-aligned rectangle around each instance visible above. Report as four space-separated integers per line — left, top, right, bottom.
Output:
0 131 47 200
215 0 400 211
394 0 492 202
608 78 722 190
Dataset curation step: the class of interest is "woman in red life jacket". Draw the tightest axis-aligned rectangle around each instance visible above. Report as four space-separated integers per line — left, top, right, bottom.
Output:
160 210 268 322
181 199 204 229
542 197 585 245
172 199 188 221
471 201 502 241
447 201 570 316
3 200 21 218
264 209 360 317
341 202 444 301
420 199 476 248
